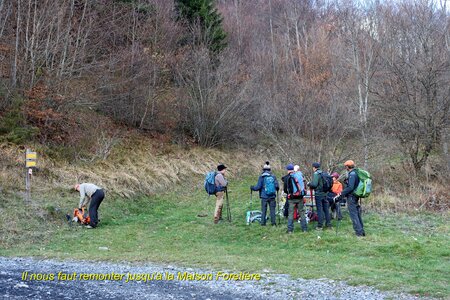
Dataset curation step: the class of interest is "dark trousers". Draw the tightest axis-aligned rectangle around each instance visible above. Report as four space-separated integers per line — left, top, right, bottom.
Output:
89 189 105 228
287 198 307 232
261 198 276 225
316 195 331 228
347 194 365 236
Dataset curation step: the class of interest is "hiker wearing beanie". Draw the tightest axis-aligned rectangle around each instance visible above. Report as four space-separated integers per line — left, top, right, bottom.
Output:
328 172 344 220
74 183 105 228
250 161 279 226
307 162 332 230
214 164 228 224
339 160 365 237
282 164 307 233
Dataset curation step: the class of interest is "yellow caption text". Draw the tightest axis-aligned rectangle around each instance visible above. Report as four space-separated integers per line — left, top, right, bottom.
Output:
21 271 261 282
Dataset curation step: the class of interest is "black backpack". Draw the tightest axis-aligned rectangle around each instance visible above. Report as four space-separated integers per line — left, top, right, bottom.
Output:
283 174 302 199
320 172 333 193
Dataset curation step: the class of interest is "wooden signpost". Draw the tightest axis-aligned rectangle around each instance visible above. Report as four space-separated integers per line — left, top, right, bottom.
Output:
25 149 37 202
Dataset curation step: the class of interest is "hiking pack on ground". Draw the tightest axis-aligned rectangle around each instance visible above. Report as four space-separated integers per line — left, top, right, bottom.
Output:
204 171 217 195
320 171 333 193
354 168 372 198
66 207 90 225
263 174 276 197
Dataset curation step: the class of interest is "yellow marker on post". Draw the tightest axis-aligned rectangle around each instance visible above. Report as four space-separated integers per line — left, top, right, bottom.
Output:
25 150 37 168
25 149 37 202
26 152 37 160
26 160 36 167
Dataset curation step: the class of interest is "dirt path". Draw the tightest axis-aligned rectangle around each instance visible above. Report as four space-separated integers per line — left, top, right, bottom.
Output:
0 257 431 299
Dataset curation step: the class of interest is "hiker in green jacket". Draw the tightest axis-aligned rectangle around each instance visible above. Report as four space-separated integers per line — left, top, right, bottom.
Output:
307 162 331 230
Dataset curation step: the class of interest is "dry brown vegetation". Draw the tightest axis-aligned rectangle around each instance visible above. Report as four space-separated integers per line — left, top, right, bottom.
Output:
0 134 271 198
0 0 448 211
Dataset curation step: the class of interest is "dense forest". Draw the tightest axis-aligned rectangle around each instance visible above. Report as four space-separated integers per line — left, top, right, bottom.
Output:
0 0 448 206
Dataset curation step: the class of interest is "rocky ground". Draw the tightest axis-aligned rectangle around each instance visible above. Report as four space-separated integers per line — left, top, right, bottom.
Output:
0 257 432 299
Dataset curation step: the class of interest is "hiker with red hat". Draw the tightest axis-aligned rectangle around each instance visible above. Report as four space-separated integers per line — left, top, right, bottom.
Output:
338 160 366 237
327 172 344 220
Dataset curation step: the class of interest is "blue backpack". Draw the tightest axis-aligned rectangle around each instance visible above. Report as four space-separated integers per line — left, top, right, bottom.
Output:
204 171 217 195
263 175 276 197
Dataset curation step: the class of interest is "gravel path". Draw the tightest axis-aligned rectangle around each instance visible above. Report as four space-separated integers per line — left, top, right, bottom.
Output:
0 257 431 299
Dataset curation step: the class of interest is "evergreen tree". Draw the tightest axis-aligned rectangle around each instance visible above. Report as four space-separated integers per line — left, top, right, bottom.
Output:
175 0 227 54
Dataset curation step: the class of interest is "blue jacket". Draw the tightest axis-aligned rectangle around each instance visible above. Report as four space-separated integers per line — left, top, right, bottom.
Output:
341 169 360 197
251 171 279 199
293 171 305 192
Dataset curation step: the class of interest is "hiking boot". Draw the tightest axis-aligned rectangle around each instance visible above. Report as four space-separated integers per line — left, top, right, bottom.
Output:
85 225 94 229
315 227 323 231
286 230 293 234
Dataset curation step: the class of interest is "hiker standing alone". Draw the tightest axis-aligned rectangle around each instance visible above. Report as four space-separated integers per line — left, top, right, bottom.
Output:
307 162 331 230
214 164 228 224
250 161 279 226
338 160 365 237
74 183 105 228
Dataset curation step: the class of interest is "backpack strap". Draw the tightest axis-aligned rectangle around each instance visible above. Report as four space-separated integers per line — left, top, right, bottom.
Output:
288 174 301 198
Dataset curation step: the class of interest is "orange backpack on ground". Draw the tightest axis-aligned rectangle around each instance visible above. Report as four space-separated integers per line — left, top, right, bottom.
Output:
73 207 90 225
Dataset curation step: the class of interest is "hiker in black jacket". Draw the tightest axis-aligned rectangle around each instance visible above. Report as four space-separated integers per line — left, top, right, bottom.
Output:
338 160 365 237
307 162 331 230
250 162 279 226
282 164 307 233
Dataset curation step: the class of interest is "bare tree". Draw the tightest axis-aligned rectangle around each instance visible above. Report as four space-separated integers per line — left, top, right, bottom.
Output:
175 45 251 146
376 0 450 174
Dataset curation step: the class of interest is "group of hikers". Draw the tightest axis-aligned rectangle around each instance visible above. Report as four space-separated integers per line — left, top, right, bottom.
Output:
72 160 366 237
211 160 366 237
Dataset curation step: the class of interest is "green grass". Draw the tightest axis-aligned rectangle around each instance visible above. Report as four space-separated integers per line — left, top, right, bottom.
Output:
0 177 449 298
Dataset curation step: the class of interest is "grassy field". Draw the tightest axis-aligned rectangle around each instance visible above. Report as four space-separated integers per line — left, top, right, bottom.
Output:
0 176 449 298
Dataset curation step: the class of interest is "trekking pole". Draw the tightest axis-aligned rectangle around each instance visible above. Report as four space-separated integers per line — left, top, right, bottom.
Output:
334 196 341 236
276 190 280 225
225 187 231 222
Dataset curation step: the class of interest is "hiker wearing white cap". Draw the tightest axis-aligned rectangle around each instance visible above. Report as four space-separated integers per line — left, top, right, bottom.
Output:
74 183 105 228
